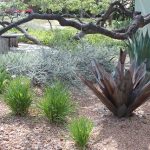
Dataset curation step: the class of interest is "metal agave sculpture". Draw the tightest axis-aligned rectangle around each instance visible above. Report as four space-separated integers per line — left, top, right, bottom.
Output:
81 50 150 117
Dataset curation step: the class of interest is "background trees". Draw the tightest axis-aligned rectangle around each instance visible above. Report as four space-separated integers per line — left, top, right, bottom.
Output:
29 0 110 15
0 0 150 41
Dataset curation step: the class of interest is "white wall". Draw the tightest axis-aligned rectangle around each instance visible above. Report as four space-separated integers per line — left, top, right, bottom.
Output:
135 0 150 34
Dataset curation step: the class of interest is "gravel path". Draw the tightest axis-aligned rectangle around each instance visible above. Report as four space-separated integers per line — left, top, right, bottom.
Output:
0 87 150 150
10 43 51 52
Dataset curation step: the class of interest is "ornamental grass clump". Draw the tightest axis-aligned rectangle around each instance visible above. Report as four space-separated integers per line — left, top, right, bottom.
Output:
0 67 10 93
69 117 93 149
39 82 74 123
5 77 32 116
81 50 150 117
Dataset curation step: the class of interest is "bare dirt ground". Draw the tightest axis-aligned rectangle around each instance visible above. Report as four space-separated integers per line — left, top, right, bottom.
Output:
0 87 150 150
21 19 65 30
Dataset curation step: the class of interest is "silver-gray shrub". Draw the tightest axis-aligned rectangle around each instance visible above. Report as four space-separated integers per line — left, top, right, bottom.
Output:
0 44 119 87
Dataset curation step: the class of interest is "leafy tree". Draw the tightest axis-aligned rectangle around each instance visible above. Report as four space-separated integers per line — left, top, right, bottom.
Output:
0 0 27 11
29 0 110 15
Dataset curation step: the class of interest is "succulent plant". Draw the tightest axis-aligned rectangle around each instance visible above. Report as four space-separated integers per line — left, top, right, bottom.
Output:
127 31 150 71
81 50 150 117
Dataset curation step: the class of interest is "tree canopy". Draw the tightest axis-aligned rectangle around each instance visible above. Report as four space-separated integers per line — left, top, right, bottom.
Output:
27 0 110 15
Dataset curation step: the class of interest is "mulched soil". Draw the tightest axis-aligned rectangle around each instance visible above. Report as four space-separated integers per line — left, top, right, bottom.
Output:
0 87 150 150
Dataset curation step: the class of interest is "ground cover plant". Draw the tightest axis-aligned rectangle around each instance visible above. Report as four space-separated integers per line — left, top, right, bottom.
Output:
0 44 118 87
4 76 32 116
18 28 78 49
39 82 74 123
9 27 123 49
81 50 150 117
69 117 93 149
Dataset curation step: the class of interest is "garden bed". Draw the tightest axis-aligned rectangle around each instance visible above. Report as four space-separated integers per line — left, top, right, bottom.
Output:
0 87 150 150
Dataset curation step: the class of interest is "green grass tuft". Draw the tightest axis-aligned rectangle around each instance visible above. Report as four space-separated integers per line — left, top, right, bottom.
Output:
39 81 74 123
0 67 11 94
69 117 93 149
5 77 32 116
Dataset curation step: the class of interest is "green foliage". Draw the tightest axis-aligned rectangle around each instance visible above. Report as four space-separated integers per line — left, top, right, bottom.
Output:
5 77 32 116
29 0 110 14
65 0 110 15
0 1 27 12
2 27 120 87
69 117 93 149
0 2 10 12
17 27 123 48
19 28 78 49
112 19 131 30
29 0 64 12
86 34 124 47
39 82 74 123
0 67 10 94
127 31 150 70
48 29 77 48
0 42 118 87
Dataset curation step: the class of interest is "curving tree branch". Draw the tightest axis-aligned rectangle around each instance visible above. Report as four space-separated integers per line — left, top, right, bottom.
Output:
96 1 133 26
0 21 41 45
0 1 150 41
